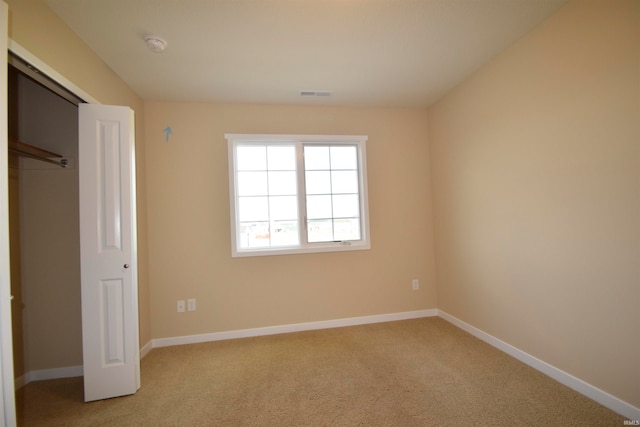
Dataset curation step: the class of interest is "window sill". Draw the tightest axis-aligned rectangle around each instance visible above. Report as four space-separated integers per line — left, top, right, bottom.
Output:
232 241 371 258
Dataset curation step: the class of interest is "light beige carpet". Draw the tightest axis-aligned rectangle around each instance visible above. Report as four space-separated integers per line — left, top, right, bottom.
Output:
16 318 623 426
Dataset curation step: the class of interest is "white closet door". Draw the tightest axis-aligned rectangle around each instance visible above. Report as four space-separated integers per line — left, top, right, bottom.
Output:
79 103 140 402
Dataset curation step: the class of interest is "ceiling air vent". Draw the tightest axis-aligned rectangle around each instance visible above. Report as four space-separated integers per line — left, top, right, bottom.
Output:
300 90 332 97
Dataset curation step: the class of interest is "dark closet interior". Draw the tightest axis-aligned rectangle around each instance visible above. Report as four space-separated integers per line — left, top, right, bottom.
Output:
7 57 82 392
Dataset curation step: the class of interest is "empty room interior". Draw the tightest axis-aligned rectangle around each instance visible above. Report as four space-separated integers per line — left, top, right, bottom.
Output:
1 0 638 425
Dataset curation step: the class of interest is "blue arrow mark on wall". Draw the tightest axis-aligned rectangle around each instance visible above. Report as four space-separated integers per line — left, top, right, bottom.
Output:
163 126 173 142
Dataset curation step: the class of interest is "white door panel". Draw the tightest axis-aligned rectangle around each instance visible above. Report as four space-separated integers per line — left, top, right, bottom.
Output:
79 104 140 402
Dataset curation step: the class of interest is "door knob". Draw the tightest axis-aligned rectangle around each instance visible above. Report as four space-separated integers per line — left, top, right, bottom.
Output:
124 264 130 269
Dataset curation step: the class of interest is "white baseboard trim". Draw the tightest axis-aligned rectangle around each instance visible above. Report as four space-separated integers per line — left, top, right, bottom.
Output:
140 340 153 359
14 340 154 390
15 365 83 390
14 375 26 390
153 309 438 349
438 310 640 420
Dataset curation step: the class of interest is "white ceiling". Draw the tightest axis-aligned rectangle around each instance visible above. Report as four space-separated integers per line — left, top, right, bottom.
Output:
44 0 567 108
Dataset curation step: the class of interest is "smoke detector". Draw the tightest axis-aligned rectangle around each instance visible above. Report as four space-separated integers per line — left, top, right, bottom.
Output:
300 90 332 97
145 35 168 53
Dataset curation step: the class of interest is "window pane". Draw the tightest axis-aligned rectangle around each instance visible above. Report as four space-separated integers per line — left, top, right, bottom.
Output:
237 146 266 171
305 171 331 195
331 170 358 194
267 146 296 170
269 196 298 221
332 194 360 218
237 171 268 196
307 219 333 242
270 221 299 246
306 195 332 219
333 218 361 241
239 221 270 248
304 145 362 244
304 146 330 170
330 146 357 170
238 196 269 222
236 144 300 249
268 171 297 196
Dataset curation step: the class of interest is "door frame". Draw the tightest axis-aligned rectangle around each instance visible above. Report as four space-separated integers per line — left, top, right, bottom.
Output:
8 40 100 105
1 2 14 425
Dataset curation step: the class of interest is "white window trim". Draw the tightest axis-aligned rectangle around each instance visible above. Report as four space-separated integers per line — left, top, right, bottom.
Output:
226 134 371 257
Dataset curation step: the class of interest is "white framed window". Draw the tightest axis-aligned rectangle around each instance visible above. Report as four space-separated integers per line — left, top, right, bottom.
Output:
226 134 371 257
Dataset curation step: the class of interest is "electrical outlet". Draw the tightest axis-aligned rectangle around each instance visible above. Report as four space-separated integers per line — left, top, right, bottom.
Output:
187 298 196 312
412 279 419 290
177 300 185 313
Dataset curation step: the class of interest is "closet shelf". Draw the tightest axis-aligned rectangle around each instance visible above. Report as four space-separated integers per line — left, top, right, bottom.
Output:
8 139 69 168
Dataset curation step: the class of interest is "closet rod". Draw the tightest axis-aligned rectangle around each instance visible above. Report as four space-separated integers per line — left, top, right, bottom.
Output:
9 140 69 168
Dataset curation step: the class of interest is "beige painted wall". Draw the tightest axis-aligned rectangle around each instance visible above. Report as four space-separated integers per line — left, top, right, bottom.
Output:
145 102 437 338
428 0 639 408
6 0 151 350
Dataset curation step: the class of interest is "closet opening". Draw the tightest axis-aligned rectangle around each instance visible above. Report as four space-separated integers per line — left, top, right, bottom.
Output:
7 52 85 408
